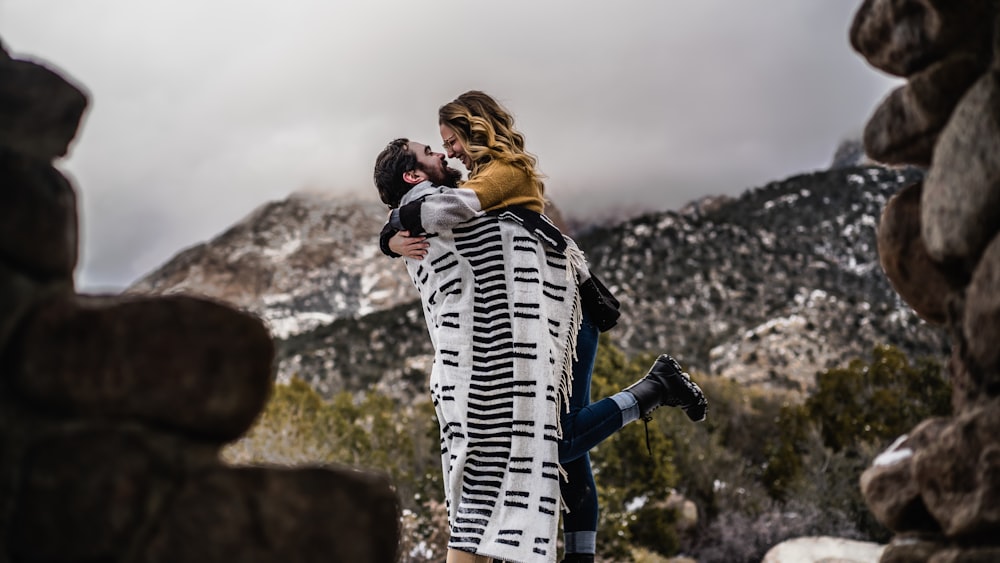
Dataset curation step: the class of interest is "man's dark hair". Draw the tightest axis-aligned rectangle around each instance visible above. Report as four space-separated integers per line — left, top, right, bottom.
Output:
373 138 416 209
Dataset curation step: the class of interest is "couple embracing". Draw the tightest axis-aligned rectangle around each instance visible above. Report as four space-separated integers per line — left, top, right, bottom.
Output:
374 91 707 563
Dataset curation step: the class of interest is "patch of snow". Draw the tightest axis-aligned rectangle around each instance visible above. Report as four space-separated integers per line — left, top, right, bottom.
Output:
266 311 337 339
262 292 293 306
656 216 677 230
625 495 648 512
757 229 776 248
794 289 829 307
873 435 913 467
262 236 304 260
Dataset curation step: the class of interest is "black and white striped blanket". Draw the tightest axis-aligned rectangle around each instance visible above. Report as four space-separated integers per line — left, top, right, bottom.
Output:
405 213 583 563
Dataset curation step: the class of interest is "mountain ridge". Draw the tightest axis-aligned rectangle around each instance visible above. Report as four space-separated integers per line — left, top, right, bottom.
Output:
577 165 945 385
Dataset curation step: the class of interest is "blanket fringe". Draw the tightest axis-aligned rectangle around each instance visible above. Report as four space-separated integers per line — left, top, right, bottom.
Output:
557 239 587 515
556 240 588 437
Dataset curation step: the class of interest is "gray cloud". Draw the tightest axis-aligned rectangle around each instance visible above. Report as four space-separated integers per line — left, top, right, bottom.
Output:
0 0 898 290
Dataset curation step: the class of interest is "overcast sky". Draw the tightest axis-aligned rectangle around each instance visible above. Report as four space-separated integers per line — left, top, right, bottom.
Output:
1 1 898 291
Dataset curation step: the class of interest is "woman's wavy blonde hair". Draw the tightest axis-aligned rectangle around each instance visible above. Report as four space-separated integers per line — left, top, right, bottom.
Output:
439 90 545 194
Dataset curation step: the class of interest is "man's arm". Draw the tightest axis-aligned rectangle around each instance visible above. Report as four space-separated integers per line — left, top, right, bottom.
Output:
379 223 427 259
379 186 480 260
389 187 484 235
379 222 402 257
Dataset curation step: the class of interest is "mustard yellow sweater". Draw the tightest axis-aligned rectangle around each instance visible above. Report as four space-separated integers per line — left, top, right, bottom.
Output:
464 160 544 214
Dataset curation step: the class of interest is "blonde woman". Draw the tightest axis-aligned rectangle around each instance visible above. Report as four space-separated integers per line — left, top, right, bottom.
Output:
379 92 706 563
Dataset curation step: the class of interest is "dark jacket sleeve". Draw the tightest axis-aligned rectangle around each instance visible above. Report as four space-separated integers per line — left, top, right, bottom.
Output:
379 222 401 258
395 199 426 234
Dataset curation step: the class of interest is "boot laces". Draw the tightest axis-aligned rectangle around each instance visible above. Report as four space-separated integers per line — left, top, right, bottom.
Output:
642 415 653 456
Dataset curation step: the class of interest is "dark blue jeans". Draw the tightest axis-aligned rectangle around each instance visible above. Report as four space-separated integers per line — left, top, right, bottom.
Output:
559 310 626 534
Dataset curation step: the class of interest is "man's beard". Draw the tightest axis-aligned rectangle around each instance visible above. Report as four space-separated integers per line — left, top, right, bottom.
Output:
442 166 462 188
429 165 462 188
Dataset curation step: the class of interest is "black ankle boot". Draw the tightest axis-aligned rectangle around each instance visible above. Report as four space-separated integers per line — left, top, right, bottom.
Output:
624 354 708 421
560 554 595 563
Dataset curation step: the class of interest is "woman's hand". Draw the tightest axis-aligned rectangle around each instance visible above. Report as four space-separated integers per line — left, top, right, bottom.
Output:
389 231 429 260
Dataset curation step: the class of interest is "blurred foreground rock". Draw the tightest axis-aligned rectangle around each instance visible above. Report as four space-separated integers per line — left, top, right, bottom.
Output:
761 536 886 563
0 39 399 562
853 0 1000 560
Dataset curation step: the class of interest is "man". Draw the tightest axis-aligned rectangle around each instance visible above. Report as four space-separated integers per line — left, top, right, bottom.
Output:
373 139 706 563
374 139 461 207
376 137 585 563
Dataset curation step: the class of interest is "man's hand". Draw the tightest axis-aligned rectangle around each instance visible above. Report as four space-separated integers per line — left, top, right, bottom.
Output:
389 230 429 259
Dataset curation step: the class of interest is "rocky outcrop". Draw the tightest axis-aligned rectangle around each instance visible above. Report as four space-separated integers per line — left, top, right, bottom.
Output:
0 40 399 562
877 181 967 325
761 536 886 563
853 1 1000 560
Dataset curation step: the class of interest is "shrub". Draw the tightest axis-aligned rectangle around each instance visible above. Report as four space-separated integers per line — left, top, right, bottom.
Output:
222 377 444 512
761 344 951 539
807 344 950 451
223 343 950 561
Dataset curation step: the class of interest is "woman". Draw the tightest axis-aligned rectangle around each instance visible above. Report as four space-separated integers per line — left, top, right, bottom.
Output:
383 91 707 563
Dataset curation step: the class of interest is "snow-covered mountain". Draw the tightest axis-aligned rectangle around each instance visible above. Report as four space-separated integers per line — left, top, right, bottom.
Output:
128 192 413 338
129 165 949 401
576 165 948 391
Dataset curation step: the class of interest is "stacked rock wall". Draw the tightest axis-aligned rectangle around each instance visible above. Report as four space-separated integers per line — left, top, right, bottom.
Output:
852 1 1000 561
0 40 399 562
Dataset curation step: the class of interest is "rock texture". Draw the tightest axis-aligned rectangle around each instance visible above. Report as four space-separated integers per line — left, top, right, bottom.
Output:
853 1 1000 560
0 40 399 562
